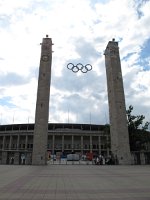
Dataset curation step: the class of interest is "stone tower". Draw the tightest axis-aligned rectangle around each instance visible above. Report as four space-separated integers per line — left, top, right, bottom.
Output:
104 39 131 164
32 35 53 165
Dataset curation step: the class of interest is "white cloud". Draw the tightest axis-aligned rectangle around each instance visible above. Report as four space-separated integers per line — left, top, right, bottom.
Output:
0 0 150 127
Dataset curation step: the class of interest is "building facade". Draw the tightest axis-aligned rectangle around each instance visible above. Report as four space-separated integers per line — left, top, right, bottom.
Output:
0 123 110 165
0 123 150 165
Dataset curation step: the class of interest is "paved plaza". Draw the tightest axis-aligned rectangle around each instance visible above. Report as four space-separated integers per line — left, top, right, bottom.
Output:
0 164 150 200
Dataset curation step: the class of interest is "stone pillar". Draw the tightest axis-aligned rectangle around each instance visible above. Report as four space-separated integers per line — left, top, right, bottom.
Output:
81 136 83 154
2 151 7 164
52 135 55 155
62 135 64 153
98 136 101 155
71 135 74 153
106 136 110 157
17 135 20 150
25 135 28 150
14 152 19 165
90 135 92 153
32 36 53 165
130 153 135 165
26 153 32 165
9 135 12 150
2 136 5 150
104 39 131 164
140 152 146 165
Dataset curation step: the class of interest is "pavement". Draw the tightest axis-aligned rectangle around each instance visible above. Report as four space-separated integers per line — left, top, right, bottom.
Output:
0 164 150 200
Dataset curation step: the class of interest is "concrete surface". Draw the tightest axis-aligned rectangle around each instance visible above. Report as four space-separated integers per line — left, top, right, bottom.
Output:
0 165 150 200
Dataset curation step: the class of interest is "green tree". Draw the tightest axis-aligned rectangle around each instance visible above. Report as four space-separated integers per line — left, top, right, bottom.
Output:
126 105 150 151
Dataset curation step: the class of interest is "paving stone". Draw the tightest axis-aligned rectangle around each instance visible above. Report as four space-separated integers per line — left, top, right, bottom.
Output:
0 165 150 200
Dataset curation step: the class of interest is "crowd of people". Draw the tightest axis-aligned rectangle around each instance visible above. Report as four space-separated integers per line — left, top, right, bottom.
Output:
94 154 118 165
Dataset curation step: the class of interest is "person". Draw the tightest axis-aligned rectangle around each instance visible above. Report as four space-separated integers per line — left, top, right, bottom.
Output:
106 155 111 165
115 155 119 165
94 157 97 165
96 157 100 165
10 157 13 164
99 155 103 165
102 156 105 165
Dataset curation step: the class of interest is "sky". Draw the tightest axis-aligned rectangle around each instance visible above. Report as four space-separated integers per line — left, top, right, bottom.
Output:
0 0 150 127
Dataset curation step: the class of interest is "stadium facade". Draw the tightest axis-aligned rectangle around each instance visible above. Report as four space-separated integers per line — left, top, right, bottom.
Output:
0 123 150 165
0 123 110 165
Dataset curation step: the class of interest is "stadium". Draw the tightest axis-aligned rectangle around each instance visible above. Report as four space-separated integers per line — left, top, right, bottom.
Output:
0 123 110 165
0 122 150 165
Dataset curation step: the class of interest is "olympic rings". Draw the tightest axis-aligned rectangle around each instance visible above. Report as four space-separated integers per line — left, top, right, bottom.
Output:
67 63 92 73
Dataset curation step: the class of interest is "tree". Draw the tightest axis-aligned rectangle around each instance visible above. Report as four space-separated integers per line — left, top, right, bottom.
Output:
126 105 150 151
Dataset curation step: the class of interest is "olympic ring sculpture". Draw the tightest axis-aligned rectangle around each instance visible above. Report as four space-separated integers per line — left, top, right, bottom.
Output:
67 63 92 73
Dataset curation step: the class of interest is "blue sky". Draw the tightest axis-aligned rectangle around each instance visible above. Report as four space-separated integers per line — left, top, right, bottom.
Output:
0 0 150 127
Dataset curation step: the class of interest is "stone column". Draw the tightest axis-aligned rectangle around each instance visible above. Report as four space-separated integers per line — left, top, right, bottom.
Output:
81 136 83 154
2 136 5 150
104 39 131 164
90 135 92 153
9 136 12 150
106 136 110 157
62 135 64 153
32 36 53 165
52 135 55 155
25 135 28 150
2 151 7 164
98 136 101 155
26 153 32 165
14 152 19 165
140 152 146 165
17 135 20 150
131 153 135 165
71 135 74 153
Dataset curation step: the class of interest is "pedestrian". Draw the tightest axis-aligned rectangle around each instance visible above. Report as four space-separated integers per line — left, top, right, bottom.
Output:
96 157 99 165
